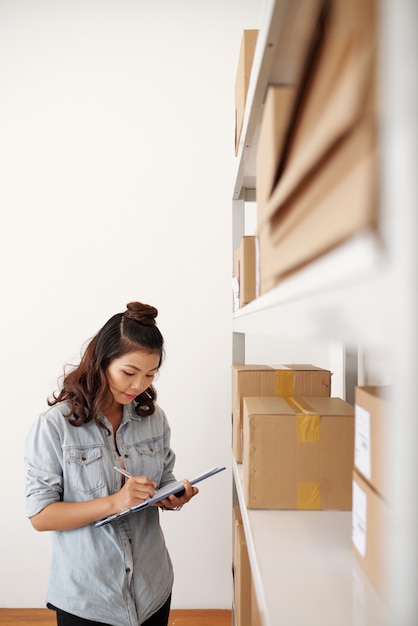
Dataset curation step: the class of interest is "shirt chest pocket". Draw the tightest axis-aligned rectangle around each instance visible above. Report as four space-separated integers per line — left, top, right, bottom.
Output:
134 440 163 483
66 446 105 495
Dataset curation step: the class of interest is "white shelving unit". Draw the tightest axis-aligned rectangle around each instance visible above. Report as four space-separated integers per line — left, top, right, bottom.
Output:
233 460 389 626
231 1 418 625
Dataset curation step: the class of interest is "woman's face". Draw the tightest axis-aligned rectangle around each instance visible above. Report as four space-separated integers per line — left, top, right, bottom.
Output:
106 350 160 405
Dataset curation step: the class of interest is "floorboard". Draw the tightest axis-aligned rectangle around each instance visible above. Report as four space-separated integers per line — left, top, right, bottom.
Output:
0 608 232 626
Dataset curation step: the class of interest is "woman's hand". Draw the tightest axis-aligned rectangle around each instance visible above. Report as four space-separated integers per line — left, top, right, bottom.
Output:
114 475 157 511
154 479 199 511
29 474 157 532
29 476 194 531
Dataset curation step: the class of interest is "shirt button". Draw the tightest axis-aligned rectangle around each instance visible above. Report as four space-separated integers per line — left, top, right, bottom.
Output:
124 453 129 458
126 568 131 574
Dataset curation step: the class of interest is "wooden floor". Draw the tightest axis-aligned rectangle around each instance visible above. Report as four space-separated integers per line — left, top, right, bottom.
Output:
0 609 232 626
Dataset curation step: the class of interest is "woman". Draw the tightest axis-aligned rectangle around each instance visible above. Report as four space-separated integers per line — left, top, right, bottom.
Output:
24 301 198 626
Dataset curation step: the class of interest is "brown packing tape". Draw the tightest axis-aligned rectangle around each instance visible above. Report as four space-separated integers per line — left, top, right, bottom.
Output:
275 369 294 396
285 397 321 443
297 413 321 443
297 483 321 510
290 398 322 508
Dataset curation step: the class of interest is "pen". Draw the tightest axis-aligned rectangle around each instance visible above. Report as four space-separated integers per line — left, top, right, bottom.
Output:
114 465 133 479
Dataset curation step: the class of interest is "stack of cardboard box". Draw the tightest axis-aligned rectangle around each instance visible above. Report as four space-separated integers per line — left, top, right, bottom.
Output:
232 363 357 511
254 0 378 294
232 363 332 462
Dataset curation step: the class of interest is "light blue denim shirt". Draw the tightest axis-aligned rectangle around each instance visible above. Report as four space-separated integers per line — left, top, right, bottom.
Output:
24 400 176 625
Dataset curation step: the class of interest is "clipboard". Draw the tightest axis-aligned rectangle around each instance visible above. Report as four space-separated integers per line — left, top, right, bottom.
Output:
95 465 226 528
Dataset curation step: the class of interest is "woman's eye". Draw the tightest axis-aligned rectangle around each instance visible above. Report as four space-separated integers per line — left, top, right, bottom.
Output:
123 371 135 377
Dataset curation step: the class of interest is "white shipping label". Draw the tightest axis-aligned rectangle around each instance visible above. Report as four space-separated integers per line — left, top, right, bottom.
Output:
354 403 371 479
352 481 367 558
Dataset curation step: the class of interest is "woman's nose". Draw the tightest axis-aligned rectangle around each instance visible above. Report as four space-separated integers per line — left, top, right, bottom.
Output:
130 377 145 390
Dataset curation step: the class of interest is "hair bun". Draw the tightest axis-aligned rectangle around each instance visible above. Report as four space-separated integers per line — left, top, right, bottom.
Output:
124 302 158 326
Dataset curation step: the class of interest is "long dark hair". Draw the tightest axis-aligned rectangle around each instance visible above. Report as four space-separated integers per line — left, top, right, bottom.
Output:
49 302 165 427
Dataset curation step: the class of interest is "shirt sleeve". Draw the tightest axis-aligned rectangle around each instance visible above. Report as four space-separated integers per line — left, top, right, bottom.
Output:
24 413 64 518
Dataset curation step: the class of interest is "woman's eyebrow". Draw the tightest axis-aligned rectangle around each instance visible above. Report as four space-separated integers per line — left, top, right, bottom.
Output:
124 364 158 373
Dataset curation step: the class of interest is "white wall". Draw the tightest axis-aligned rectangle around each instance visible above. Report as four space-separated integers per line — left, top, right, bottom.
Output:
0 0 263 609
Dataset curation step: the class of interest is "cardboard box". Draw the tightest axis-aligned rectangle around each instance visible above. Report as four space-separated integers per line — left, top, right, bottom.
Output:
232 505 242 572
352 469 390 601
243 396 354 510
232 364 331 462
251 577 262 626
354 386 392 501
234 236 257 308
233 507 252 626
256 223 277 295
234 30 258 155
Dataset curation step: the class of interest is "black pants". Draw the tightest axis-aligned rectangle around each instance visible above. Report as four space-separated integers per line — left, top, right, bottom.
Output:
47 595 171 626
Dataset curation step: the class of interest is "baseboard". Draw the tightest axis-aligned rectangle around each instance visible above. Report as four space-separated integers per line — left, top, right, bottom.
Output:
0 608 232 625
